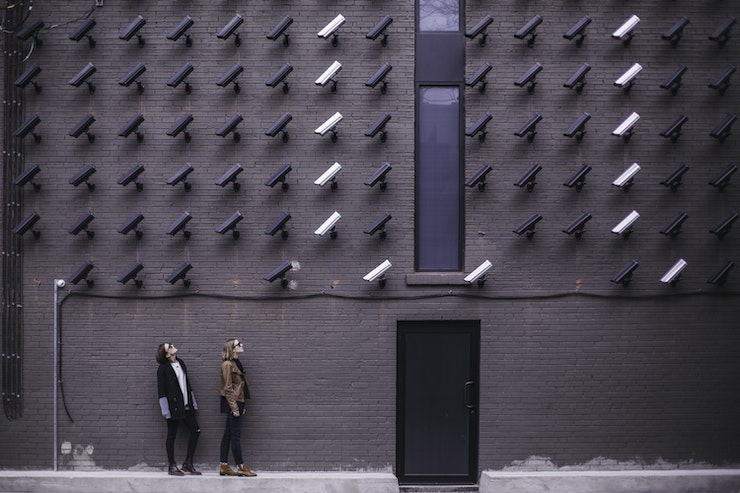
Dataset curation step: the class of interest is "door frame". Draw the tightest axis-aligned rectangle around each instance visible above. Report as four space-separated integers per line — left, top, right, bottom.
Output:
396 320 480 485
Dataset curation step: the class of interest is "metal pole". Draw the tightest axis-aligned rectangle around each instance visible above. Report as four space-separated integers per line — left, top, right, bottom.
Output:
53 280 60 471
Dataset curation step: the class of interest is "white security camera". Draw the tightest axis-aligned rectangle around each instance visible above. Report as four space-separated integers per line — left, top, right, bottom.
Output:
314 162 342 188
363 259 392 285
611 210 640 236
56 279 66 288
315 211 342 237
315 61 342 87
660 258 688 285
318 14 346 42
314 112 343 139
464 260 493 285
612 163 641 189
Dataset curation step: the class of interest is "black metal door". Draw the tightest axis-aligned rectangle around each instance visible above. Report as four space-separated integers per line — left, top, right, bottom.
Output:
397 320 479 485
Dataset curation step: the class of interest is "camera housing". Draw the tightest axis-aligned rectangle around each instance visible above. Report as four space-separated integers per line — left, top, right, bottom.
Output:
68 261 95 287
118 113 145 141
513 213 543 239
660 65 688 95
612 210 640 237
14 164 42 191
13 114 42 142
267 15 293 45
68 212 95 238
68 164 96 191
564 63 591 94
166 212 192 239
215 211 243 239
465 164 493 191
264 260 293 286
514 163 543 192
563 164 593 192
118 63 146 93
562 212 592 240
69 62 97 93
13 211 41 238
365 113 391 141
564 112 591 142
70 17 96 47
365 163 393 190
118 163 145 191
117 262 144 288
216 114 243 141
15 63 42 93
217 14 244 45
266 63 293 92
215 163 243 191
166 262 192 287
514 113 542 142
465 112 492 141
564 15 592 46
167 163 194 191
611 260 639 286
367 15 393 45
265 212 291 239
119 15 146 46
265 164 292 190
167 113 194 142
709 113 737 143
515 63 543 93
364 212 392 239
318 14 346 46
167 16 193 46
464 260 493 286
167 63 194 93
315 211 342 238
266 113 293 142
363 259 392 287
117 212 145 239
366 63 392 93
465 15 493 45
69 114 96 143
514 14 543 47
216 63 244 93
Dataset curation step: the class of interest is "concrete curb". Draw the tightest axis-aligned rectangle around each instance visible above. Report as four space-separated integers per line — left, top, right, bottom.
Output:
0 471 399 493
480 469 740 493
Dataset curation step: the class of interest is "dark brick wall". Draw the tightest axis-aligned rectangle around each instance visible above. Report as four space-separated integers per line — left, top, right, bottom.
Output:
0 0 738 476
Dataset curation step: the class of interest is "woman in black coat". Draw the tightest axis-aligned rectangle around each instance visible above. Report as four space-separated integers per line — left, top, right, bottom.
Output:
156 343 201 476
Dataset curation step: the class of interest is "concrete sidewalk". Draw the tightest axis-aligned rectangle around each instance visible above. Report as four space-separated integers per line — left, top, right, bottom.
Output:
481 469 740 493
0 470 399 493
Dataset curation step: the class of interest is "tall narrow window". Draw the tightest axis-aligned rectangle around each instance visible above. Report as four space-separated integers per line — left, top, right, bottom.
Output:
419 0 460 31
416 86 462 271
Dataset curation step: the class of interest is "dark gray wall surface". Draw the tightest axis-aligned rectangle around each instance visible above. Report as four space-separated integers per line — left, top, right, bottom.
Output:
1 0 738 475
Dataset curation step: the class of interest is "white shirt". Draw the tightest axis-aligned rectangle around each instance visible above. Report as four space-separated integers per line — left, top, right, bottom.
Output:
170 361 189 407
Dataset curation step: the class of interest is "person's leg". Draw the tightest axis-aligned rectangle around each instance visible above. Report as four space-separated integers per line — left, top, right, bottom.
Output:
230 409 243 465
166 420 184 476
180 410 201 475
219 415 237 476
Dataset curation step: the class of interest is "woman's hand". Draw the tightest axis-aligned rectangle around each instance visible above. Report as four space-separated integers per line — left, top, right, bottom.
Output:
232 410 240 417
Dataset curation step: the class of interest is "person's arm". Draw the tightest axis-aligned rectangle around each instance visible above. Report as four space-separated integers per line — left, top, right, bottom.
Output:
221 362 239 414
157 365 171 419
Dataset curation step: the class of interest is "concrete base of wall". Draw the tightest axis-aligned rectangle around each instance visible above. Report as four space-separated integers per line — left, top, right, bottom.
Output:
480 469 740 493
0 471 399 493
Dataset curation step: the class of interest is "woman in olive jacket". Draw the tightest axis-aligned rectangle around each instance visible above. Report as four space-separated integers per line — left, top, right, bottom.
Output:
218 338 257 477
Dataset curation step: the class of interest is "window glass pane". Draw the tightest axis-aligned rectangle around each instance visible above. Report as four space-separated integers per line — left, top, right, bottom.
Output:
417 86 461 271
419 0 460 31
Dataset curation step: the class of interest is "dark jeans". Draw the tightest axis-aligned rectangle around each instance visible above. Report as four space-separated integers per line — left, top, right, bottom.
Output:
166 408 200 465
219 402 244 464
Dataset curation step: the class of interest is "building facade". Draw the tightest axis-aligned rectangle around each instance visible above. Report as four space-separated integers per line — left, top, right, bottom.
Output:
1 0 739 486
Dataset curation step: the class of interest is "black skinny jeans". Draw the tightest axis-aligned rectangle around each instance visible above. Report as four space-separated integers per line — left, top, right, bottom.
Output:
220 402 244 464
165 408 200 465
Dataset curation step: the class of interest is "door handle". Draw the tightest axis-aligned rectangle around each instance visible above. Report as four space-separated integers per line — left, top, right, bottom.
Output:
464 381 475 412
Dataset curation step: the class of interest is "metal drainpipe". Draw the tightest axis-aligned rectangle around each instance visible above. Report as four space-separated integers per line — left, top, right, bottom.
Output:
53 280 60 471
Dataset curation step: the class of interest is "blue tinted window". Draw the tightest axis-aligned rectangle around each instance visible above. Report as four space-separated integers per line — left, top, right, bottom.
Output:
419 0 460 31
416 86 461 271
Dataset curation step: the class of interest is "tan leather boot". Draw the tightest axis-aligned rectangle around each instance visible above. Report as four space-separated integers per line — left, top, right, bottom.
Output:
219 463 237 476
236 464 257 477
